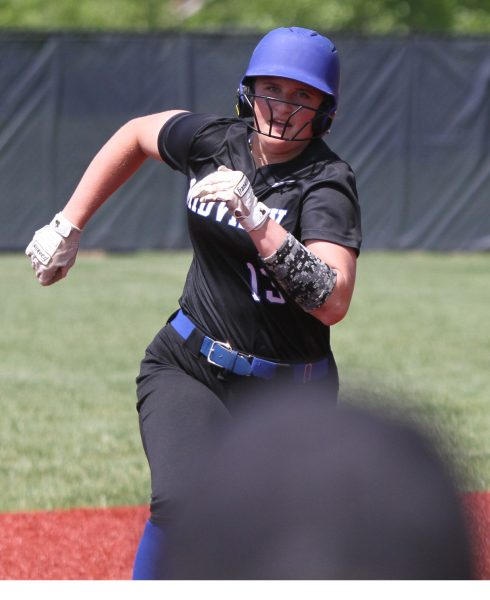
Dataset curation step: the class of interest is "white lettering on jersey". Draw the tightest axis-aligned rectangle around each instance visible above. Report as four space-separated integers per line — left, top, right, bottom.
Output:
215 202 229 222
247 262 286 304
197 201 214 217
269 208 288 225
187 178 197 206
188 196 200 212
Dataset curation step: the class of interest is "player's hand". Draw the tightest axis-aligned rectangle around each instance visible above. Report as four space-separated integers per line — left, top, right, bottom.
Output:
25 212 82 286
190 166 270 232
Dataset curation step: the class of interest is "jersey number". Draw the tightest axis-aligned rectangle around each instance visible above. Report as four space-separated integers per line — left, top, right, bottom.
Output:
246 262 285 304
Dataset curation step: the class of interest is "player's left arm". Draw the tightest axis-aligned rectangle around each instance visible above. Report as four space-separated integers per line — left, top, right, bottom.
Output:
248 217 357 326
304 239 357 326
190 166 358 326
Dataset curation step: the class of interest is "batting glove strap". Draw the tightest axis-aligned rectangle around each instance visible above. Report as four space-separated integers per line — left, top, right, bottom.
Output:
26 212 82 286
235 200 270 232
50 212 80 238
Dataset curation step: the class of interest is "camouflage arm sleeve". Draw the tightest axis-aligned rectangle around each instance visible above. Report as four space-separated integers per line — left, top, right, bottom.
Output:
261 233 337 312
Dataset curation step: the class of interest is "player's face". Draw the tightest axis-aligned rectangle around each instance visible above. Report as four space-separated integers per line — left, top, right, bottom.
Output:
252 76 325 141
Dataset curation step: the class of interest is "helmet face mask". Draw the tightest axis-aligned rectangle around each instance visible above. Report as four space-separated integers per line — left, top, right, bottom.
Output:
239 81 334 141
237 27 340 139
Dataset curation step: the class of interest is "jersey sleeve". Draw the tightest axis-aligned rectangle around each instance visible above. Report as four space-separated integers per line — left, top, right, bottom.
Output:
300 161 362 254
157 112 220 173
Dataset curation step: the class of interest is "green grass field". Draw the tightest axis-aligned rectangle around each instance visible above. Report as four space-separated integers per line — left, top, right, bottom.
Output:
1 251 489 512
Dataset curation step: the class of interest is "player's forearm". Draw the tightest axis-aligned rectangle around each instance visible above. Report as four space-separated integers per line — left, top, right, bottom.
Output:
62 120 148 229
247 215 288 257
250 218 354 326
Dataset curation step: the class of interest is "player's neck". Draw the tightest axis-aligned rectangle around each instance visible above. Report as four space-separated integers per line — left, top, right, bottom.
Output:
250 134 309 167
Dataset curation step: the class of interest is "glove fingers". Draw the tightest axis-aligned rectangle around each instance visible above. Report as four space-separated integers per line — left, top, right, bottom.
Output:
192 181 240 201
198 194 221 204
38 267 63 286
37 268 54 286
190 173 239 197
50 269 65 285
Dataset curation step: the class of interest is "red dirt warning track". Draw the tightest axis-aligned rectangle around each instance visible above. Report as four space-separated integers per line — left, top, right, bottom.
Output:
0 494 488 580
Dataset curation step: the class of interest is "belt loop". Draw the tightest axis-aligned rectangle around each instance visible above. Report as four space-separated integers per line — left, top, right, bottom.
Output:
303 363 313 383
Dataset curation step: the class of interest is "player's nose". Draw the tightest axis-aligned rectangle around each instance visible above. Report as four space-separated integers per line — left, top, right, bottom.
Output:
271 99 295 121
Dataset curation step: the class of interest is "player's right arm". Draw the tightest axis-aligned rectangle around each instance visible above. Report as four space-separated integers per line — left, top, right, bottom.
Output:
26 110 187 285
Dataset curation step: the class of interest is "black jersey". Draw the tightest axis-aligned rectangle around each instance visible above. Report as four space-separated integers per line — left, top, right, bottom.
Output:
158 112 362 363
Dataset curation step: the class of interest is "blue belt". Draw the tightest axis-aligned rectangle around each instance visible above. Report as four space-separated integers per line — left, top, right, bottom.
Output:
169 309 329 383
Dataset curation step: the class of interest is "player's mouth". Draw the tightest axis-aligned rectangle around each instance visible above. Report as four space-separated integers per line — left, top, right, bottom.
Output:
269 119 292 131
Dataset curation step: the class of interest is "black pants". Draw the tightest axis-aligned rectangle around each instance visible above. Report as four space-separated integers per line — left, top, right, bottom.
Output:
136 322 339 525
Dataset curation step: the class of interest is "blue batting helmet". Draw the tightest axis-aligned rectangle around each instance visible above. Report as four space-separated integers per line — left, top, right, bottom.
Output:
237 27 340 137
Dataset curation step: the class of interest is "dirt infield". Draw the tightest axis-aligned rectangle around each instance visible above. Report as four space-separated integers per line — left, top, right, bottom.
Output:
0 505 148 580
463 492 490 580
0 493 488 580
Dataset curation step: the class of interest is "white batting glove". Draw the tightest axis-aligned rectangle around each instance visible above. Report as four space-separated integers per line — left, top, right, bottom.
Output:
190 166 270 232
25 212 82 286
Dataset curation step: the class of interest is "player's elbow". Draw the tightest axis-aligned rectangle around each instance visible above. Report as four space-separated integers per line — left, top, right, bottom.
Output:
312 302 349 326
310 289 352 326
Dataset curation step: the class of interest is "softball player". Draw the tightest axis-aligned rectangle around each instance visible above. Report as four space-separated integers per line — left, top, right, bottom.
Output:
26 27 362 579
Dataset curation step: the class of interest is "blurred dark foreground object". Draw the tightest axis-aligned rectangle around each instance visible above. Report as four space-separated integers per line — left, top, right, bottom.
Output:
166 395 473 580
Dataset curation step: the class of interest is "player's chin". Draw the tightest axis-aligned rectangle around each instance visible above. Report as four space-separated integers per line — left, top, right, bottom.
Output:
270 121 293 138
257 127 293 143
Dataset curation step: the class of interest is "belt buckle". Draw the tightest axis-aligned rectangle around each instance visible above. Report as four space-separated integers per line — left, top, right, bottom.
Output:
207 340 254 375
207 340 233 368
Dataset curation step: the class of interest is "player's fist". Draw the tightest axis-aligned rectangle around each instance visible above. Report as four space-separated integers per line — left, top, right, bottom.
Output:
190 166 270 232
25 212 82 286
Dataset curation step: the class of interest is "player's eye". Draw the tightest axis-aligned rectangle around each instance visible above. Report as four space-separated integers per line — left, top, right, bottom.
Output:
264 85 280 95
296 90 312 100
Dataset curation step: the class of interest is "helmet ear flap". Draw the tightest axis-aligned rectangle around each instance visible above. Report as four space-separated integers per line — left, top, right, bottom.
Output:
311 97 336 136
236 81 255 119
